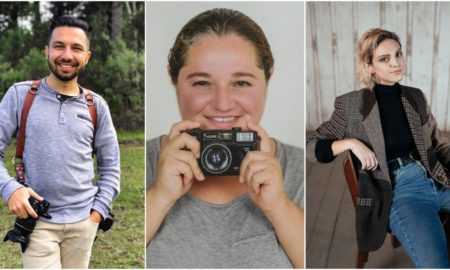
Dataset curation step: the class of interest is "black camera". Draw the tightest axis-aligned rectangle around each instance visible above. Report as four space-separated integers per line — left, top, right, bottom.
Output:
98 210 115 232
186 127 260 175
3 198 51 253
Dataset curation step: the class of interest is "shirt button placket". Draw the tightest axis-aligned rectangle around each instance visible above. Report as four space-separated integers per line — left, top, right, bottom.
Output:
59 101 67 124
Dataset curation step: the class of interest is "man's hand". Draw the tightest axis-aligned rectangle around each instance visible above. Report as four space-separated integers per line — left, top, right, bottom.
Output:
7 187 43 219
90 210 103 224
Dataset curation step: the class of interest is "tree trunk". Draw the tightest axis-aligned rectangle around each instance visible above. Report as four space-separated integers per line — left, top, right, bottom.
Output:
111 2 123 40
33 2 41 24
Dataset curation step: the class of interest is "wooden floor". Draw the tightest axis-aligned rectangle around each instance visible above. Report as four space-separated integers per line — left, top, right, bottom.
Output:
306 152 414 268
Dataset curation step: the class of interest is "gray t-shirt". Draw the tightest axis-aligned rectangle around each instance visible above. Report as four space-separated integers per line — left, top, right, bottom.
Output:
146 136 304 268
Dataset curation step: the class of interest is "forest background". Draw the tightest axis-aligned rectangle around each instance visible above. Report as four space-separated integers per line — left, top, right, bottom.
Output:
0 2 145 268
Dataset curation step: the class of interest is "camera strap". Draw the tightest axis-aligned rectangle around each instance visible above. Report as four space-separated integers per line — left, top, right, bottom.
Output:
14 79 97 184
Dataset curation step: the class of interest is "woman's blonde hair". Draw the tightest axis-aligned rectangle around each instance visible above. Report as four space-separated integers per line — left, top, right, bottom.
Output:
357 28 401 89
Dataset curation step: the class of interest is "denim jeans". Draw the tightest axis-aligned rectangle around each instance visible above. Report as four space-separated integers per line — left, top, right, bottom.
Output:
389 161 450 268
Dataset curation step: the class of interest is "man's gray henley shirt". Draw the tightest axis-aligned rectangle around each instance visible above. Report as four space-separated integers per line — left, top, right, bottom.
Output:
0 79 120 223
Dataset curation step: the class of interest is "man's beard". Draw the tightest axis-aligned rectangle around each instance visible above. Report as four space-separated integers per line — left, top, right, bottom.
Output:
48 60 85 82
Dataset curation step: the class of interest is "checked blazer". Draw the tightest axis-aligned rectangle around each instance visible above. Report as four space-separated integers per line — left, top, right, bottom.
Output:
306 84 450 251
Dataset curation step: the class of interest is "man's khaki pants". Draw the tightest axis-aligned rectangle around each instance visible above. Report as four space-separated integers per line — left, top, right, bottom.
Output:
22 218 99 269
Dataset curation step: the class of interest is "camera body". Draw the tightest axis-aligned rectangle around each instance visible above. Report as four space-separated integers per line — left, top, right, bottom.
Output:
3 198 51 252
186 127 260 175
29 198 51 218
99 210 115 232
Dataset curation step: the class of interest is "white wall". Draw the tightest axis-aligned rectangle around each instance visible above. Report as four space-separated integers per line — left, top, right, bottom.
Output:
306 2 450 132
146 1 304 148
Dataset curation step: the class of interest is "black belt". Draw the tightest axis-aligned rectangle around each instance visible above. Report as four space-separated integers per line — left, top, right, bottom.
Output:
388 155 416 172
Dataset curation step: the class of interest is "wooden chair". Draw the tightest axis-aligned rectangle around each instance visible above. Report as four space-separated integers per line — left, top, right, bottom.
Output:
343 151 450 268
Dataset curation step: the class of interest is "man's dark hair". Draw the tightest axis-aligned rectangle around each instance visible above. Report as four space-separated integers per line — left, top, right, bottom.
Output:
48 15 90 47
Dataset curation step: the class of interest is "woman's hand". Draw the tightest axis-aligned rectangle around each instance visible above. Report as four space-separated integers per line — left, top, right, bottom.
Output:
152 120 205 204
239 123 288 214
147 120 205 244
240 123 304 267
332 138 378 171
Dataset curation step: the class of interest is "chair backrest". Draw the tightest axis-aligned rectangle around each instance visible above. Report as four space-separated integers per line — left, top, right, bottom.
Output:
343 151 359 208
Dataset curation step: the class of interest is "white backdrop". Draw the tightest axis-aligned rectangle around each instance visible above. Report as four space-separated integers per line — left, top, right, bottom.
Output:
145 2 304 148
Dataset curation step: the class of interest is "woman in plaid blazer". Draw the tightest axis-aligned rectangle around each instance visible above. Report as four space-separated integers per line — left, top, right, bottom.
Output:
307 28 450 268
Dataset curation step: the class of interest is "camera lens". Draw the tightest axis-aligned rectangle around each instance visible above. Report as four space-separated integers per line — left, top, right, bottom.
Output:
201 143 232 174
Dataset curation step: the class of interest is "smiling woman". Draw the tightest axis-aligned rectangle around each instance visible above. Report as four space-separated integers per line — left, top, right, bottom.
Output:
146 5 304 269
175 33 268 131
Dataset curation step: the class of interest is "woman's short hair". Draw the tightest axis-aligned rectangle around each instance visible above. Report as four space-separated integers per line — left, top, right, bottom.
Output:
357 28 401 89
168 8 274 84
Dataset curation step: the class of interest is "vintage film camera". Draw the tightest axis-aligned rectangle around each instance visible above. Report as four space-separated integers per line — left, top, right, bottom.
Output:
4 198 51 253
186 127 260 175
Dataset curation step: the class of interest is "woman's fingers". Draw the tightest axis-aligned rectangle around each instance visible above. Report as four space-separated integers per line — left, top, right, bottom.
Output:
166 133 201 158
240 151 267 183
350 139 379 171
154 120 205 202
247 122 271 153
168 120 200 140
172 149 205 181
240 152 279 194
245 162 273 195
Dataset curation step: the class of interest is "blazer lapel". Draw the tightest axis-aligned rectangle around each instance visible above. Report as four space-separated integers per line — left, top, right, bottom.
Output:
361 89 390 181
400 86 430 172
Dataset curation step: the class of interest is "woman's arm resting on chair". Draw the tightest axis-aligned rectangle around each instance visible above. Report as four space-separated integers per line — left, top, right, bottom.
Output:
332 139 378 171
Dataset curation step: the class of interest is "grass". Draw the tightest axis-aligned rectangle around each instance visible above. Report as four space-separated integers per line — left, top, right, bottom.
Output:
0 132 145 268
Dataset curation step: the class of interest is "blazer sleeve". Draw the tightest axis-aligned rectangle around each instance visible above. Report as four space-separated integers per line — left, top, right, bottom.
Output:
306 95 348 163
425 96 450 169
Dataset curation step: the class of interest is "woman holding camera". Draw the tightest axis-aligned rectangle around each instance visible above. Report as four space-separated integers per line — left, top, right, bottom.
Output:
146 7 304 268
307 28 450 267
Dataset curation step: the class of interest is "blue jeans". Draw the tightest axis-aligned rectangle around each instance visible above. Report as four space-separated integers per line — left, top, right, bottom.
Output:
389 161 450 268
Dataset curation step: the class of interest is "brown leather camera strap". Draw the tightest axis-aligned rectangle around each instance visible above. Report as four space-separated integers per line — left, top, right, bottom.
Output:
14 80 97 184
15 80 40 160
82 88 97 130
82 88 97 155
14 80 40 184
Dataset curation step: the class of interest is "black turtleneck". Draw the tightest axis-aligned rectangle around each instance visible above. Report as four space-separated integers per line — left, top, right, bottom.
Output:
374 83 416 161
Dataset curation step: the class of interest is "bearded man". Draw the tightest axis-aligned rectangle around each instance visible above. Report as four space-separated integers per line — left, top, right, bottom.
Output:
0 15 120 269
